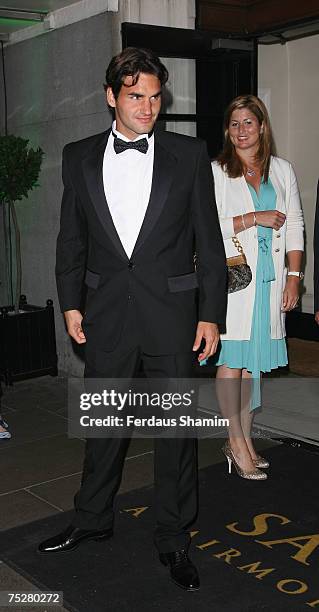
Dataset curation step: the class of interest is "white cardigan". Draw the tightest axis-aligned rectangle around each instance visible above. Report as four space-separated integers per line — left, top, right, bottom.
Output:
212 157 304 340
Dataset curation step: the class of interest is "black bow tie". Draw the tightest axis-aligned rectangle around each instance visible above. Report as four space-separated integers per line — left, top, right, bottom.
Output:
113 133 148 155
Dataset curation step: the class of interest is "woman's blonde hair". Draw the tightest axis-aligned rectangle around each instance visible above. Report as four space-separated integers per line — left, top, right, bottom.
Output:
216 95 276 181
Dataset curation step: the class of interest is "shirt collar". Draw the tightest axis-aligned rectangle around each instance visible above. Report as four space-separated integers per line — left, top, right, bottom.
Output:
112 120 153 143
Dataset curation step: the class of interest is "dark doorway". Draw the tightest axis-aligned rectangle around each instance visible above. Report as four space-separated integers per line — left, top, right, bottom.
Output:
122 22 257 157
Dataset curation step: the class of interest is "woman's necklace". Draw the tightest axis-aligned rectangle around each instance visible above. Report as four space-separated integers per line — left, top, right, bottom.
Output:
246 168 256 177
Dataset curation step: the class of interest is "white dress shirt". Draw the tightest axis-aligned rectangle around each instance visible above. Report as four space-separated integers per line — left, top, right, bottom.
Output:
103 120 154 258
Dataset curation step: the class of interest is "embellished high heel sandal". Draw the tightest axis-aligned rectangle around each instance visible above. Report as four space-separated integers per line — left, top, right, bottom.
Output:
253 454 270 469
222 442 267 480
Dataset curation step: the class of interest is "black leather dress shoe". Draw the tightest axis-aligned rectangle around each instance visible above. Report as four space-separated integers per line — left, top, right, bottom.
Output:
38 525 113 554
159 549 200 591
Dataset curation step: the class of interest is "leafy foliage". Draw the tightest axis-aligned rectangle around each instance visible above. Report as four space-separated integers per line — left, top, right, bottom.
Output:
0 134 43 203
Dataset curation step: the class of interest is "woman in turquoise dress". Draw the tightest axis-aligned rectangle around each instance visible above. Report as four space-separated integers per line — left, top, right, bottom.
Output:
210 95 304 480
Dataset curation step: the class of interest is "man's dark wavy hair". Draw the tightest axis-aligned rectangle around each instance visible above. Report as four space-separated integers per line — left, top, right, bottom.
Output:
105 47 169 98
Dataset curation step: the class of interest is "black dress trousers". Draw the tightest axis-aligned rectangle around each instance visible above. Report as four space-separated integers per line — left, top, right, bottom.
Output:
73 300 197 553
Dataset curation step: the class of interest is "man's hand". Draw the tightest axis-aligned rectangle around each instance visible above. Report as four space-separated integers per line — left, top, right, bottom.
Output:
315 311 319 325
193 321 219 362
64 309 86 344
282 277 300 312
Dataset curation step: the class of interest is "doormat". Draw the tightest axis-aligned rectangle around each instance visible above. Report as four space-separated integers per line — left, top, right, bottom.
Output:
1 444 319 612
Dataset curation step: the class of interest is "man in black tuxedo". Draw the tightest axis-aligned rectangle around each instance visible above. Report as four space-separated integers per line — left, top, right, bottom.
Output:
314 180 319 325
39 48 227 591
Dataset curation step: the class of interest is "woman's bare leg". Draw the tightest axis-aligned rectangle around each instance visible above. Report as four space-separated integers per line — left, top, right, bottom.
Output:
239 369 259 459
216 364 256 471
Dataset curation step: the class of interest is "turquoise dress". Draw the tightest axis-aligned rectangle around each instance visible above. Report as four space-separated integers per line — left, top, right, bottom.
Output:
212 179 288 409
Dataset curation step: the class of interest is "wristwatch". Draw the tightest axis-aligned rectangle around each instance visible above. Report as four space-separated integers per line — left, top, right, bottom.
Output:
288 271 304 279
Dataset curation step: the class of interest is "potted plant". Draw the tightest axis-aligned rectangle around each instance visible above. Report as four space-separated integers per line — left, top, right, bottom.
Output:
0 135 57 383
0 134 43 312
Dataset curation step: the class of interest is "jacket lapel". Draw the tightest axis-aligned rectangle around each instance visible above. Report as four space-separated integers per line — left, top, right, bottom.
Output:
268 157 285 212
82 130 176 260
240 175 256 212
82 129 128 261
132 135 176 256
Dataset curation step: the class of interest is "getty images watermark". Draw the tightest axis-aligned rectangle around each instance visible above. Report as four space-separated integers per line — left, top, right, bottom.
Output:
68 378 229 438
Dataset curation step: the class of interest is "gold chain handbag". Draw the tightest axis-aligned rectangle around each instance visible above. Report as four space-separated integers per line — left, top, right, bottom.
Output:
227 236 252 293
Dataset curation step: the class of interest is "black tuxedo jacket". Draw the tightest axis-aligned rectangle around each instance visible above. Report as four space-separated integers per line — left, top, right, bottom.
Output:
56 128 227 354
314 180 319 313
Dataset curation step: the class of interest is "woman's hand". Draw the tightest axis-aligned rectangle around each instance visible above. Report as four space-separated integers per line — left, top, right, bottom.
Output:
282 277 300 311
256 210 286 230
